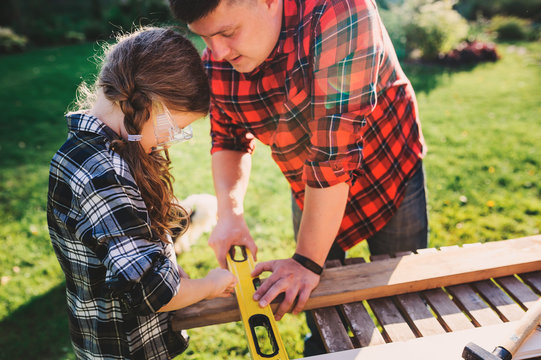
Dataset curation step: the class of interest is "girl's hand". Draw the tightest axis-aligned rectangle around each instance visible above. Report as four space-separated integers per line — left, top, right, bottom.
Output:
205 268 238 299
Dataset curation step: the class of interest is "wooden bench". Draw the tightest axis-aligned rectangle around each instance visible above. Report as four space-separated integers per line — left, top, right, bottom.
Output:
171 235 541 359
308 243 541 359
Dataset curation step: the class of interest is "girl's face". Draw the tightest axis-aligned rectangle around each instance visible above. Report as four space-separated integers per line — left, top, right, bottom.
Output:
139 105 204 153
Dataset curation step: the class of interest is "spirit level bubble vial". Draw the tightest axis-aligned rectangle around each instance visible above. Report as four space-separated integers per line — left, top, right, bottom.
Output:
226 246 289 360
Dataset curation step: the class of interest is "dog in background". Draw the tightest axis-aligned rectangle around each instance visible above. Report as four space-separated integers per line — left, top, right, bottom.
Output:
171 194 218 255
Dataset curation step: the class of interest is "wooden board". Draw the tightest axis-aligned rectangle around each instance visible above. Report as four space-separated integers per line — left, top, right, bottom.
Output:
171 236 541 330
473 279 525 321
367 297 417 342
340 301 386 347
423 288 475 331
446 283 502 327
495 275 540 310
293 322 541 360
311 259 354 352
312 307 354 352
395 292 446 336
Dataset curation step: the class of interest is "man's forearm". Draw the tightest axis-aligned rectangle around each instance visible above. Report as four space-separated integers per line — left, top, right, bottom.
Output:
295 182 349 266
212 150 252 218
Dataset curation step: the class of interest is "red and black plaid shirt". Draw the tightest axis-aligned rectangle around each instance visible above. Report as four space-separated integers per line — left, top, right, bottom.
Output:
203 0 425 250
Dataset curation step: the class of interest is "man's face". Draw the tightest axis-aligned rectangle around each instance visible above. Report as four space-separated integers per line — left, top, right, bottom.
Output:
188 0 282 73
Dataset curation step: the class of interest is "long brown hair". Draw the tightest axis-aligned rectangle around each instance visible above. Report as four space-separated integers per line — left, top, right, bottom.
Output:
91 27 210 242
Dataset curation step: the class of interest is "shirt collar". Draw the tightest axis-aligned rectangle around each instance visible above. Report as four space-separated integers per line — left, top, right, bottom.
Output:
274 0 298 56
66 112 121 142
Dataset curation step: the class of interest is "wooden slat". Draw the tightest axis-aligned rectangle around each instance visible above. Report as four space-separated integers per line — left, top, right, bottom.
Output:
446 284 502 327
365 253 417 342
395 292 446 336
473 280 525 321
439 245 460 251
292 322 541 360
390 250 446 337
342 258 386 347
415 247 438 254
495 275 540 310
367 297 417 342
339 301 386 347
423 288 475 331
417 246 475 331
311 259 354 352
312 306 354 352
370 254 391 261
520 271 541 294
171 236 541 330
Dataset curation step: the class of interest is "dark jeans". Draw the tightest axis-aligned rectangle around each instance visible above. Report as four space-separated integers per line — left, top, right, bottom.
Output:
292 164 429 356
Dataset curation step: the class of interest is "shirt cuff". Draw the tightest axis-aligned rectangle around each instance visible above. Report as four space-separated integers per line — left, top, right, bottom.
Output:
302 159 358 188
105 253 180 315
210 134 256 155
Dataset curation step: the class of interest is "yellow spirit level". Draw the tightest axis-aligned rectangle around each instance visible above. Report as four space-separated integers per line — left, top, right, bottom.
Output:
226 246 289 360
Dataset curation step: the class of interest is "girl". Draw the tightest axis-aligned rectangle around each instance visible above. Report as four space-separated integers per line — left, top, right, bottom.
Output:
47 27 237 359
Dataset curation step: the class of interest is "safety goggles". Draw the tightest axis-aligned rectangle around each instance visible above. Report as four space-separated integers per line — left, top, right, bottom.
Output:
153 104 193 149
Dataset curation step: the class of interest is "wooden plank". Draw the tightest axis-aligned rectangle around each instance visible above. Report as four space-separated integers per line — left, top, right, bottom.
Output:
423 288 475 331
415 247 438 254
439 245 460 251
370 254 391 261
395 292 446 336
473 279 525 321
312 306 354 352
395 251 415 257
311 259 354 352
390 250 447 337
446 284 502 327
293 322 541 360
520 271 541 294
370 251 445 338
365 254 417 341
367 297 417 342
171 236 541 330
339 301 386 347
342 258 386 347
495 275 540 310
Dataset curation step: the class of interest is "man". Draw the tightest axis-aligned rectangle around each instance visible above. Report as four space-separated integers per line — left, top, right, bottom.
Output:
169 0 427 354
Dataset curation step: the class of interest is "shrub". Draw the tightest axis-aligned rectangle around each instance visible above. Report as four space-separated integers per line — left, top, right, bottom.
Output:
385 0 469 60
454 0 541 22
64 31 85 44
439 40 499 66
1 0 174 46
0 27 28 54
489 16 533 41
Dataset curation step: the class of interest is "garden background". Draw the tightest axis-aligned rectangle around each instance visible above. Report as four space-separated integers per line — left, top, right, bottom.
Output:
1 0 540 359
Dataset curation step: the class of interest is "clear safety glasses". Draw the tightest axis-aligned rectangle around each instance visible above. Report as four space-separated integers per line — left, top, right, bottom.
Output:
153 104 193 149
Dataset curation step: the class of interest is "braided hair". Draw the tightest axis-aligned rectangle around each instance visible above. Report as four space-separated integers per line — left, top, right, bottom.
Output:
92 27 210 242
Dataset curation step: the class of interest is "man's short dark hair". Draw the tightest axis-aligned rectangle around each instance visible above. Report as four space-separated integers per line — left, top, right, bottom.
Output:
169 0 222 23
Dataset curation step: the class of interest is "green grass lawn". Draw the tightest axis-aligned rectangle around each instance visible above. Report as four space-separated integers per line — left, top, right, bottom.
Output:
0 39 540 360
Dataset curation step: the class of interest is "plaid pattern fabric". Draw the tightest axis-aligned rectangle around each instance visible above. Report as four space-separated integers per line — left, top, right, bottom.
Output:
205 0 425 250
47 113 188 359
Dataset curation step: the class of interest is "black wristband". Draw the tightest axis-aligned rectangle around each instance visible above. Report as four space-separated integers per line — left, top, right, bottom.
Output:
292 253 323 275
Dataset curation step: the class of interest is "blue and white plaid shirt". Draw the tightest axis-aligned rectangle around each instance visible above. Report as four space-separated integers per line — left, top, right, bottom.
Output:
47 113 188 359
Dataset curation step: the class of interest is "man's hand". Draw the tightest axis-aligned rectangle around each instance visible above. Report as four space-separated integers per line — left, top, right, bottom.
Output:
208 214 258 268
251 258 321 321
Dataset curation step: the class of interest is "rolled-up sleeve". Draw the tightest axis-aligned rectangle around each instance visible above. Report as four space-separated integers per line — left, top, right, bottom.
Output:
303 0 383 188
77 171 180 315
209 99 256 155
203 48 256 155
